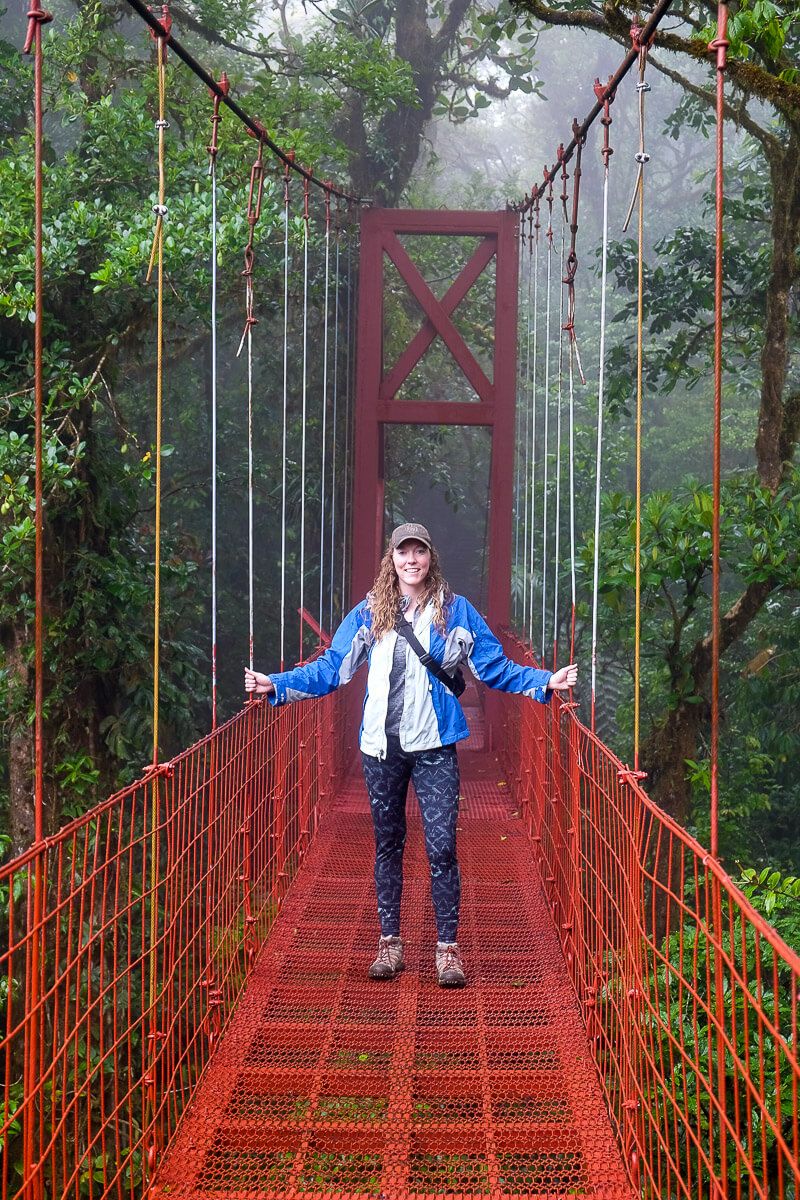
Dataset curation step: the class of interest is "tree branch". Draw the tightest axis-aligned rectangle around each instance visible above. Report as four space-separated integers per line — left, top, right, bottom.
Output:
511 0 800 115
167 3 282 71
433 0 474 56
691 577 776 684
647 53 780 155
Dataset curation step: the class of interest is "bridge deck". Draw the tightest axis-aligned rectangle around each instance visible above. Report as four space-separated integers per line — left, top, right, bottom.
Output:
153 748 633 1199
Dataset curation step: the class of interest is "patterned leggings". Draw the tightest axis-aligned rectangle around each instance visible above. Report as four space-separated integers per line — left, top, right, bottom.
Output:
361 735 461 942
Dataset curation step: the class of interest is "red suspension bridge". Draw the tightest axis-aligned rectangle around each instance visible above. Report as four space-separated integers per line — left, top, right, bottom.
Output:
4 1 800 1198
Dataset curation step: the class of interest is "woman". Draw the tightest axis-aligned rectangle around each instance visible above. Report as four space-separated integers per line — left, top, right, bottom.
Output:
245 522 577 988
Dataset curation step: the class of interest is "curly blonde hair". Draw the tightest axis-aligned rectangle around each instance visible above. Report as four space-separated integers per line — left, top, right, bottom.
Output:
368 542 453 641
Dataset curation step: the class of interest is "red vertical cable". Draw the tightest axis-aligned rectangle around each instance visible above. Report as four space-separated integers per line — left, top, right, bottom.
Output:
22 8 52 1197
23 0 51 833
23 1 51 847
710 3 728 860
207 73 228 730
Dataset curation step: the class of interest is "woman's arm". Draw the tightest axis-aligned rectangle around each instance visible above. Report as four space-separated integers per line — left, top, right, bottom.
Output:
243 602 371 704
463 600 577 702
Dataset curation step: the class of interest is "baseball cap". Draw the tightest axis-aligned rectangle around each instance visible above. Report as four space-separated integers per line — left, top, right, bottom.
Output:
389 522 433 550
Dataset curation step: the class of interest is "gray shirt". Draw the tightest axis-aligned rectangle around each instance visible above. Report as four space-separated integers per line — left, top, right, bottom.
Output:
385 600 420 737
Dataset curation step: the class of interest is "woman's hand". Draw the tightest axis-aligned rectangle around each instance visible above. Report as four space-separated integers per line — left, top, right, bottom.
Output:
547 664 578 691
244 669 275 696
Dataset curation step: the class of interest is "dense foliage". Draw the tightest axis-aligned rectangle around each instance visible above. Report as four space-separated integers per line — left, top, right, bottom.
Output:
1 0 798 905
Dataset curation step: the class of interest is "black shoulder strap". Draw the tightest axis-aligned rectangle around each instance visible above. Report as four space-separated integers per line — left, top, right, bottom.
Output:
394 613 460 695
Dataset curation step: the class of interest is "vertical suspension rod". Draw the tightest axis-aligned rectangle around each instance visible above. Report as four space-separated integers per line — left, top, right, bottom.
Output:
236 131 266 671
207 73 228 727
280 156 293 671
522 213 532 626
329 212 341 632
299 175 310 661
590 78 615 733
319 187 332 632
710 3 728 858
22 8 52 1195
622 30 651 772
23 0 51 842
541 172 554 662
528 195 540 646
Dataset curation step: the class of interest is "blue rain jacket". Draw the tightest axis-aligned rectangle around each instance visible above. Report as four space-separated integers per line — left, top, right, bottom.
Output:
268 594 552 759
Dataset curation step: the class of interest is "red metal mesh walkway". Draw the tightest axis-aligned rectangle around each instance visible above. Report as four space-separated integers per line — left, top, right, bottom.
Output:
152 749 633 1199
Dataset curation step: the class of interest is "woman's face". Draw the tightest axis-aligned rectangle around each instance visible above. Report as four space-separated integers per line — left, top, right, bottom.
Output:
392 539 431 590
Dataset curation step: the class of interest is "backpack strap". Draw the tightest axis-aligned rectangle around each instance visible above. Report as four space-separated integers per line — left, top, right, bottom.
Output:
394 613 463 696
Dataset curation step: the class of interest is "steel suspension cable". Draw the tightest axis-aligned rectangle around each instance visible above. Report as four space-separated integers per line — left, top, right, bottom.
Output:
591 80 615 733
329 218 341 632
280 163 291 670
541 174 554 662
319 189 332 632
299 178 310 660
623 32 651 772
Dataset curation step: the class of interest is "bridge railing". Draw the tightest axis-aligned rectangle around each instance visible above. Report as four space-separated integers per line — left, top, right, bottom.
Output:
0 690 347 1200
499 629 800 1200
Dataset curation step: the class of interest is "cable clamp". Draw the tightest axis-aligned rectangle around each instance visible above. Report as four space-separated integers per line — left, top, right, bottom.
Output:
634 152 650 165
618 767 648 785
152 203 168 218
155 118 170 130
636 81 651 94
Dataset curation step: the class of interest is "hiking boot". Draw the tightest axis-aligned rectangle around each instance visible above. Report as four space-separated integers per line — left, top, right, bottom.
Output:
368 936 404 981
436 942 466 988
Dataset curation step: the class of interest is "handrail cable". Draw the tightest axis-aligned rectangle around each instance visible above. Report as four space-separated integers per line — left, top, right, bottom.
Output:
122 0 365 204
508 0 673 213
21 2 52 1191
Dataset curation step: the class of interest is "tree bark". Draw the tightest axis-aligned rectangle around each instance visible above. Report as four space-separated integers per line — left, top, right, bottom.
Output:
339 0 473 206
